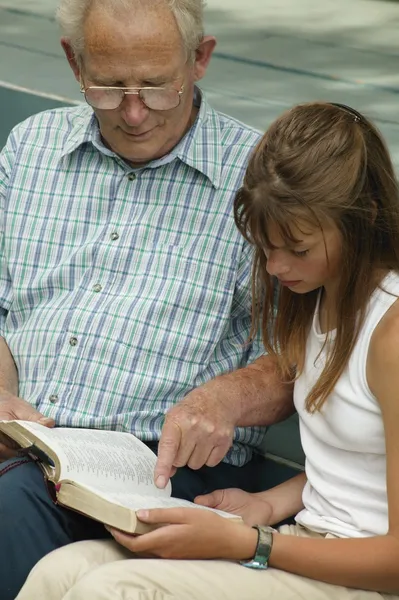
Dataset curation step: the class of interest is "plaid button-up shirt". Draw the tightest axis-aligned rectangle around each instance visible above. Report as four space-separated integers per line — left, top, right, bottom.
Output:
0 90 266 465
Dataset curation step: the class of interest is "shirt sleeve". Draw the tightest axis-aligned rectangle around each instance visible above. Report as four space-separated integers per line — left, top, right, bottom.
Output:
0 133 16 337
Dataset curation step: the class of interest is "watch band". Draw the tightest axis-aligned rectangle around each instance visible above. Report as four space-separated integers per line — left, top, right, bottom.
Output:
240 525 275 570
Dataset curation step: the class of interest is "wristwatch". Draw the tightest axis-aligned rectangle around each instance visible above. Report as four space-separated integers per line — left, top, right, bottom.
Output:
240 525 276 570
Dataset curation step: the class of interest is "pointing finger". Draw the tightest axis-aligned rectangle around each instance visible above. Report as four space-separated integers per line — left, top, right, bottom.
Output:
155 420 182 488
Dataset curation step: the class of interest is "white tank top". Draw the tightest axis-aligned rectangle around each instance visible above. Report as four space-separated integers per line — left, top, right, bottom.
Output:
294 271 399 538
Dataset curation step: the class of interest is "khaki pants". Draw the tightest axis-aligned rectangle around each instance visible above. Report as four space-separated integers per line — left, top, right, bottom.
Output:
17 524 398 600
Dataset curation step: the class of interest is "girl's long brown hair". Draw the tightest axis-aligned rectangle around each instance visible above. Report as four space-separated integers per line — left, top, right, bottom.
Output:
234 102 399 412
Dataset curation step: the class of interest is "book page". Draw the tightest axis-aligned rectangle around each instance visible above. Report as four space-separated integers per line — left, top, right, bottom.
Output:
16 421 171 497
75 485 242 520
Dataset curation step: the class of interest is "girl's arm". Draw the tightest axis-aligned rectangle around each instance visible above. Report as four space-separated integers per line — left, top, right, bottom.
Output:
254 471 307 525
193 471 306 527
269 528 399 593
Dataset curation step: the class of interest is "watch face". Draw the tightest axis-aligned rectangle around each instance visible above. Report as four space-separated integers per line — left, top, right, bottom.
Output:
240 559 268 570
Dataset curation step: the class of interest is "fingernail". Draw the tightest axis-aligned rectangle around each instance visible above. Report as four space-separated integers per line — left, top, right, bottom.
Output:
137 510 149 519
156 476 166 489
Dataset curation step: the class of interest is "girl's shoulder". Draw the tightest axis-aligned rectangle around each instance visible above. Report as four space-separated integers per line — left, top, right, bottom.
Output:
367 282 399 402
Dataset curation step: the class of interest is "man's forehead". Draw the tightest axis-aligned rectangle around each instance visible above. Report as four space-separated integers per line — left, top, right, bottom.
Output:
81 3 187 84
82 57 182 84
82 34 185 83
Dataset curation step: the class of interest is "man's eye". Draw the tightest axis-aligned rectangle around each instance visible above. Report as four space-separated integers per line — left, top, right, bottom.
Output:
292 249 309 257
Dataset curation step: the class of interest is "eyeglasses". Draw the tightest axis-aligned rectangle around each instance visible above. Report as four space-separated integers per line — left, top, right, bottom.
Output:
81 84 184 111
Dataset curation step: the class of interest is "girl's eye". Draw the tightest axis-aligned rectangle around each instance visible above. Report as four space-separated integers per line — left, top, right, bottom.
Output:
292 249 309 257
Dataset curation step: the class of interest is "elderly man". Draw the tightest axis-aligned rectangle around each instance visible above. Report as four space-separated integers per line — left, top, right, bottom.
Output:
0 0 293 598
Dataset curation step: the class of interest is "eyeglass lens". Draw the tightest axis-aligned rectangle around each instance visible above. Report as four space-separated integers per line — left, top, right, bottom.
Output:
84 88 181 111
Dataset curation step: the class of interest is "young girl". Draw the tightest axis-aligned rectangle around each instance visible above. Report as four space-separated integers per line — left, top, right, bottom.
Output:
17 102 399 600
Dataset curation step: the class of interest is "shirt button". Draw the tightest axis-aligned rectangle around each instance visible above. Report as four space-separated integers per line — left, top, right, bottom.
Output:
69 337 78 346
49 394 59 404
128 173 136 181
92 284 102 293
110 232 119 241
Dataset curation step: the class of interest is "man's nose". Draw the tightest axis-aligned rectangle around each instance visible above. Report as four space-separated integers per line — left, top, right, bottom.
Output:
265 251 291 277
120 93 150 127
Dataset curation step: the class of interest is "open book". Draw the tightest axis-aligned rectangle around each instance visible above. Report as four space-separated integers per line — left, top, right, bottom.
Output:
0 420 241 534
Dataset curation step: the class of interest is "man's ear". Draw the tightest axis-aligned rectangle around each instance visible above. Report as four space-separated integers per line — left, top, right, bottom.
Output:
61 37 81 82
193 36 216 82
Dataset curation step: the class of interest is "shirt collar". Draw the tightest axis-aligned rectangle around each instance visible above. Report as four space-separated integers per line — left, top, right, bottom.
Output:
60 87 222 189
60 106 98 159
168 88 222 188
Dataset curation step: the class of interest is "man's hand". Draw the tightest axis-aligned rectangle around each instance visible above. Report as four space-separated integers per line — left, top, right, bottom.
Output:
0 389 55 460
154 355 294 489
195 488 273 526
154 386 237 488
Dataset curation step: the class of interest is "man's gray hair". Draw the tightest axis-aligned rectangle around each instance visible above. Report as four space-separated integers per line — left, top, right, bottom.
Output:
56 0 205 61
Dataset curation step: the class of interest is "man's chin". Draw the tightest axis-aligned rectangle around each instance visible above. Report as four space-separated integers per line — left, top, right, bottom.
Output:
113 143 157 166
107 132 172 166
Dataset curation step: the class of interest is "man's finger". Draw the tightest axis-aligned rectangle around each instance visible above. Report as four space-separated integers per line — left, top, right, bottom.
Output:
35 416 56 427
155 420 182 488
0 398 55 427
205 443 231 467
22 407 55 426
187 443 215 471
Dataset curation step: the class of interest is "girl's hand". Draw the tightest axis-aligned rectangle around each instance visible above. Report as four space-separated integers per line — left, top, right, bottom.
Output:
195 488 273 526
108 507 257 561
